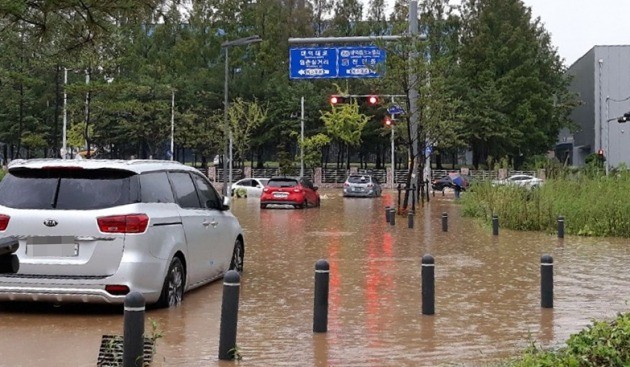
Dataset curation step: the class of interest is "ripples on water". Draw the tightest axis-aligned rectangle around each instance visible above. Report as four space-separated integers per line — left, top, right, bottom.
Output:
0 189 627 366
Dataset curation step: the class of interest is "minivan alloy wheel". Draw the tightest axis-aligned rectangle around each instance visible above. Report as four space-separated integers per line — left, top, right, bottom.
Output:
229 239 244 273
157 257 185 308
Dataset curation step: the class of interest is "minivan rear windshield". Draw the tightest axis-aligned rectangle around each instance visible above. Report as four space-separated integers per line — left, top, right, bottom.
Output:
0 168 135 210
267 179 298 187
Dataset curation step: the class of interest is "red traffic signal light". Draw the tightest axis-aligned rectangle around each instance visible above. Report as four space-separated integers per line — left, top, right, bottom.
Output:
598 149 604 156
384 116 394 126
367 95 379 105
330 95 347 105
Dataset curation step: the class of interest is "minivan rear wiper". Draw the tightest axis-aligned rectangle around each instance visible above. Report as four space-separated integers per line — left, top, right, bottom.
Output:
50 176 61 208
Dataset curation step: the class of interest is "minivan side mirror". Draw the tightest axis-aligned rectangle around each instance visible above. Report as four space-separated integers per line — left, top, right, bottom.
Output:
222 196 231 210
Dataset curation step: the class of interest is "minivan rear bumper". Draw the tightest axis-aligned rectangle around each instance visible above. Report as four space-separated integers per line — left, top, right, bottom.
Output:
0 258 166 304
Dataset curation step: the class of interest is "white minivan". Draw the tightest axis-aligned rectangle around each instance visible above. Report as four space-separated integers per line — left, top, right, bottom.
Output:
0 159 244 307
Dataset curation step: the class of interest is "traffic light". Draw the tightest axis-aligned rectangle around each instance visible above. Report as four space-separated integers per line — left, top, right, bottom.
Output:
618 111 630 123
367 95 379 105
384 116 394 127
329 95 347 105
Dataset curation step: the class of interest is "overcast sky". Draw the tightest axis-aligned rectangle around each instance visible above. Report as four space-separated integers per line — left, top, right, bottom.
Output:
523 0 630 66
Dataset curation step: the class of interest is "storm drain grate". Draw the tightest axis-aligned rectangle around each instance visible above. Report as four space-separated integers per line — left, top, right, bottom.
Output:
97 334 154 366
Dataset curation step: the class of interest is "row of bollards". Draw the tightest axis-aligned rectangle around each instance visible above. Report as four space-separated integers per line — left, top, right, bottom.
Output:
491 214 565 239
117 253 556 363
311 254 554 332
384 209 566 239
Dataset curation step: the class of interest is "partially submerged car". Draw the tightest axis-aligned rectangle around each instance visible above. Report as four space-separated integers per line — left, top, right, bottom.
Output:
343 174 382 197
260 176 320 209
0 159 244 308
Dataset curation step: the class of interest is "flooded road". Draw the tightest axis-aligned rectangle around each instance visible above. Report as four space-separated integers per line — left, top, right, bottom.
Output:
0 189 628 366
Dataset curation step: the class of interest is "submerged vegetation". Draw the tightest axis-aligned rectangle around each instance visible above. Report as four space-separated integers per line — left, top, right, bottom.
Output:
461 170 630 237
500 312 630 367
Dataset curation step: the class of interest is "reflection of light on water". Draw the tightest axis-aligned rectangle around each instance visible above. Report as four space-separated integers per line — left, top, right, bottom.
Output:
308 231 355 237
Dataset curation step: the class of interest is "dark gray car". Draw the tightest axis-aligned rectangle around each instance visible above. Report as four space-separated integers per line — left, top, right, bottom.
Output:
342 174 382 197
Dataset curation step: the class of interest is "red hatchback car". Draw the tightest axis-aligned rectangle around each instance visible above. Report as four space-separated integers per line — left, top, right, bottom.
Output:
260 177 321 209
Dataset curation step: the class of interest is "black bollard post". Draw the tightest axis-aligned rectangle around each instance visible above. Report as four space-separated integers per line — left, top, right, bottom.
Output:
123 291 145 367
385 206 391 224
313 259 330 333
397 184 402 209
557 216 565 239
389 208 396 226
421 255 435 315
219 270 241 360
492 215 499 236
408 211 414 229
425 179 430 202
541 255 553 308
441 212 448 232
411 185 416 212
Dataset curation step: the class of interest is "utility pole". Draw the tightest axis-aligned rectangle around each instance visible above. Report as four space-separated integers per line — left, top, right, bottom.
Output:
300 96 305 177
409 0 420 188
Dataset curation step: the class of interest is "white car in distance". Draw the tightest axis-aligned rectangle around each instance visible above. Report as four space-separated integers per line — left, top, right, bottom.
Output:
492 174 544 189
230 178 270 198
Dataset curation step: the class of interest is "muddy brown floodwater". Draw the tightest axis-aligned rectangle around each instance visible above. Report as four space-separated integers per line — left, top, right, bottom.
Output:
0 189 628 367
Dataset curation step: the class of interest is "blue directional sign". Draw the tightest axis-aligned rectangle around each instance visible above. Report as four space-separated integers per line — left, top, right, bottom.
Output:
387 105 405 115
289 47 337 79
337 46 386 78
290 46 386 80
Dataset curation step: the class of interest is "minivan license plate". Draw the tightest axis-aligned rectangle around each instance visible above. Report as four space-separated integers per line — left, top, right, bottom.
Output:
26 236 79 257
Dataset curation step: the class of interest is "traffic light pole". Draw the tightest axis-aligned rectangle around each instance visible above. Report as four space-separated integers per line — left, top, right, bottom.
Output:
391 122 395 186
408 0 422 189
300 96 305 177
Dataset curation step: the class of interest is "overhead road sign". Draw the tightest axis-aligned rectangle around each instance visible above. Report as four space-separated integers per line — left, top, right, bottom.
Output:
289 47 337 79
290 46 386 80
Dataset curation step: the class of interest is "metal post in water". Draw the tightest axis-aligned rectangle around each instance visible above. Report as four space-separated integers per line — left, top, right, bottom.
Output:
492 215 499 236
408 211 414 229
411 185 416 212
123 291 145 367
313 259 330 333
219 270 241 360
425 179 430 202
421 254 435 315
541 255 554 308
441 212 448 232
557 216 565 239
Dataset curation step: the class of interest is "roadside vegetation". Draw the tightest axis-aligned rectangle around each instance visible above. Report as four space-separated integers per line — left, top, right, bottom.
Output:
461 161 630 237
498 312 630 367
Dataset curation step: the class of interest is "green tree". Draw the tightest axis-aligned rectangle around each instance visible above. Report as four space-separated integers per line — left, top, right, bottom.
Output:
320 100 369 169
456 0 576 169
228 98 268 166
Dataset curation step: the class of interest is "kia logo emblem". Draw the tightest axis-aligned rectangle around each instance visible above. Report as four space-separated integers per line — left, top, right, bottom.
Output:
43 219 58 227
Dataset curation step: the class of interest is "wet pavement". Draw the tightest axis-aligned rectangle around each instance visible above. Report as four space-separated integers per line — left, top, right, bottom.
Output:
0 189 628 366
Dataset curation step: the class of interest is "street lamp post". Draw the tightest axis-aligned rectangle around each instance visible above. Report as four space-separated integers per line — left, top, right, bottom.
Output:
221 35 262 196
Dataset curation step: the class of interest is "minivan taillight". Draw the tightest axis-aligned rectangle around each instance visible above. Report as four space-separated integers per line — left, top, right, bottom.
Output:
0 215 9 231
105 284 130 296
97 214 149 234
